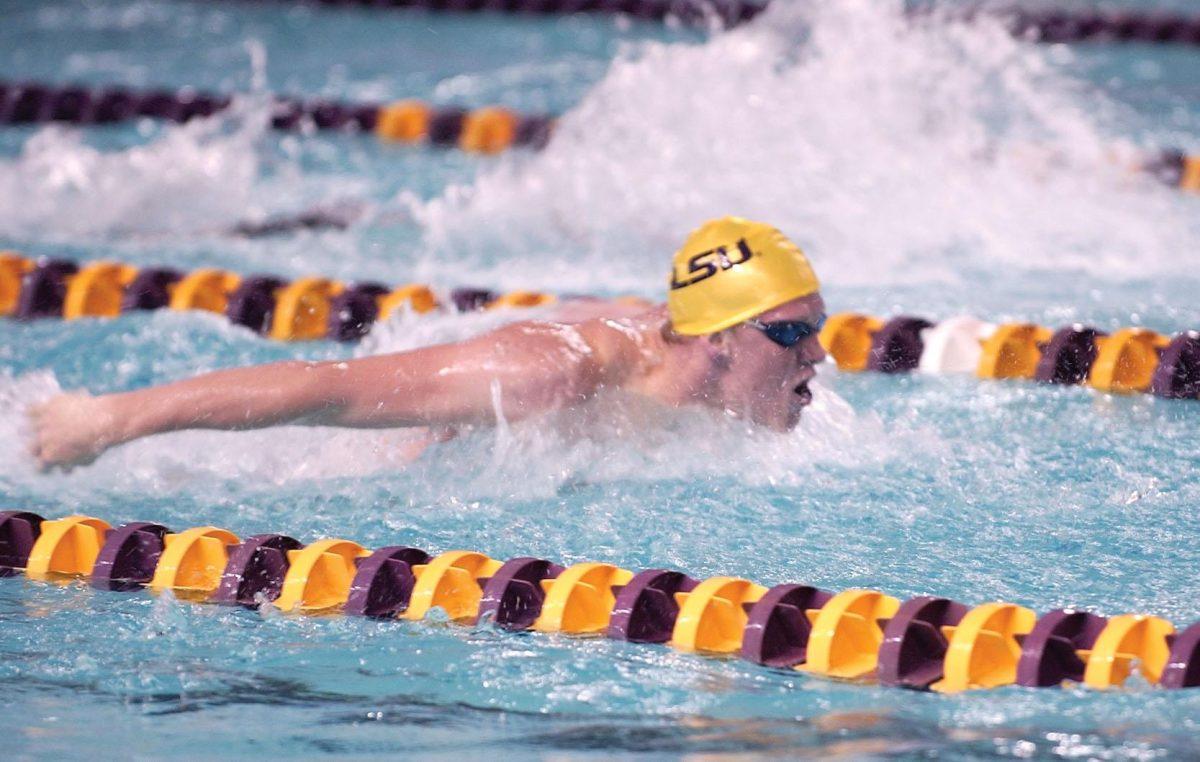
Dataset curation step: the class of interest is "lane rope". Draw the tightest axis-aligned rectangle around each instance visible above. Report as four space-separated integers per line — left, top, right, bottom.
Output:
194 1 1200 48
1 509 1197 692
0 80 554 154
819 314 1200 401
0 251 574 341
2 80 1198 194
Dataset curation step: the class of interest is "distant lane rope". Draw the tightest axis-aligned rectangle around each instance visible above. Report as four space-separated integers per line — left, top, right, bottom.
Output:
0 510 1197 692
199 1 1200 47
0 80 554 154
2 79 1197 193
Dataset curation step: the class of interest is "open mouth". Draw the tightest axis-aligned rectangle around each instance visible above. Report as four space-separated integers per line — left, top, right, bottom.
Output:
793 380 813 407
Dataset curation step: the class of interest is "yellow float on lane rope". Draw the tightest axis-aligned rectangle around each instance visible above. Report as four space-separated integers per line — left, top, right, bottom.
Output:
168 269 241 313
977 324 1052 379
377 284 439 320
269 277 344 341
669 576 769 654
63 261 139 319
1088 328 1169 393
1181 156 1200 192
1082 614 1175 688
149 526 240 599
404 550 503 622
932 602 1036 693
798 588 899 680
0 252 32 316
375 100 430 143
25 515 112 581
487 291 557 310
459 107 519 154
275 539 370 612
533 562 633 635
819 313 883 372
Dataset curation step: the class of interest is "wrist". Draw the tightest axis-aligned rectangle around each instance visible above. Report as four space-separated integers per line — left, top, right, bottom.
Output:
99 393 140 448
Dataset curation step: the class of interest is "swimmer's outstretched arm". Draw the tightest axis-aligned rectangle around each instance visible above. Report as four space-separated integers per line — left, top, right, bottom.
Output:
29 320 638 469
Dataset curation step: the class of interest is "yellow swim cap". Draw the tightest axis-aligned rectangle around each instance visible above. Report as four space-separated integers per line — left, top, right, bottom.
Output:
667 217 820 335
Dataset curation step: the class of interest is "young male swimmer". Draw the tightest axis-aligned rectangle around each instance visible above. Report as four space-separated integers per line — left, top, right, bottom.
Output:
29 217 827 469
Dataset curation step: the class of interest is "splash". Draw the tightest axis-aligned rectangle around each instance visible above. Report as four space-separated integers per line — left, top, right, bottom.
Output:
363 307 949 501
413 0 1200 294
0 374 428 499
0 41 371 244
0 108 266 240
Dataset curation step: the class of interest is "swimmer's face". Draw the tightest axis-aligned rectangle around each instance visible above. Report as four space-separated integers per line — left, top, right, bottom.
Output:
709 293 827 432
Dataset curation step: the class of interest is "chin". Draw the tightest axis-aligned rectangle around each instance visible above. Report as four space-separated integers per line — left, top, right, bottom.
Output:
755 403 803 433
781 392 815 430
782 406 805 431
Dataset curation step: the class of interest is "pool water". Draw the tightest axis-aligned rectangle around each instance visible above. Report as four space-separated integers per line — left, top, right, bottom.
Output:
2 0 1200 757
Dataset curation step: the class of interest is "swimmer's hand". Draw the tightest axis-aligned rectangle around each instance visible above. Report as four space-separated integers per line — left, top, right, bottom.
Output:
28 393 118 470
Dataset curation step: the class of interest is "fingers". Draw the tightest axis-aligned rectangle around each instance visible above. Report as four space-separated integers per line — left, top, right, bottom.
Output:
26 396 73 471
23 392 108 473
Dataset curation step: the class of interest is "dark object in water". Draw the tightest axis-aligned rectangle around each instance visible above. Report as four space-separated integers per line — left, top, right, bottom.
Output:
1034 325 1105 385
345 546 431 618
14 259 79 320
478 557 565 630
90 522 169 591
1015 609 1108 687
741 583 834 668
607 569 698 643
210 534 304 608
877 596 969 689
0 511 44 576
868 316 932 374
1151 331 1200 399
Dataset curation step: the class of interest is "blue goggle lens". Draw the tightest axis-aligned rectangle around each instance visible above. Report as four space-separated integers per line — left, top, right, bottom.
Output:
751 315 826 348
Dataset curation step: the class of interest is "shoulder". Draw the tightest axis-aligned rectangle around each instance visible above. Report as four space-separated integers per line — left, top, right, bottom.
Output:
461 304 665 388
572 313 664 384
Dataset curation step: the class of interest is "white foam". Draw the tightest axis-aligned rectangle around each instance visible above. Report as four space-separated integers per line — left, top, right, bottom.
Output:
0 107 265 240
412 0 1200 293
0 366 431 496
0 45 370 247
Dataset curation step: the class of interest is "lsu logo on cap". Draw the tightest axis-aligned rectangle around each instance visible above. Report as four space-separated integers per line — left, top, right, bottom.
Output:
667 217 820 336
670 238 755 290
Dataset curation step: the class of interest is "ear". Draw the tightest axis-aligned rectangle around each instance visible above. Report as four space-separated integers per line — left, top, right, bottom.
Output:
706 329 733 348
706 330 734 370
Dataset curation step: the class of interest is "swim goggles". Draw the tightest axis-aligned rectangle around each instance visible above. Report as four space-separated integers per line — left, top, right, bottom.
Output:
744 314 826 349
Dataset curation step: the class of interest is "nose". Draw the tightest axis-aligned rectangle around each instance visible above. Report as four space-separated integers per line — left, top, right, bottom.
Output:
800 334 826 365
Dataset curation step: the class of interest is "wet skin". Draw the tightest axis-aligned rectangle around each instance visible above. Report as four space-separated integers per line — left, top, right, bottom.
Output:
700 294 827 432
27 294 826 469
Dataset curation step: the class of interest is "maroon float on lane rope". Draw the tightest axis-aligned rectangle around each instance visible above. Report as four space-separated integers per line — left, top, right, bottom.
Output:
0 80 553 152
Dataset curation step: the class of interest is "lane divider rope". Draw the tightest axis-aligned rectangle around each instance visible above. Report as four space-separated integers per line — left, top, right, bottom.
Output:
1 80 1198 191
1 510 1197 692
0 251 576 341
0 80 554 154
198 1 1200 48
818 313 1200 401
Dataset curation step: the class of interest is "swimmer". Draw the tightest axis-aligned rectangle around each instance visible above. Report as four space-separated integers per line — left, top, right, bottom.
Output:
29 217 826 469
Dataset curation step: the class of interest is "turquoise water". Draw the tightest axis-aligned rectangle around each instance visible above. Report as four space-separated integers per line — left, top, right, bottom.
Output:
3 0 1200 758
